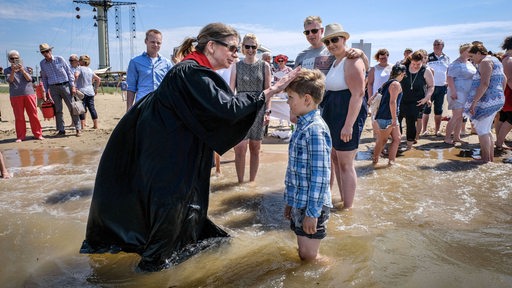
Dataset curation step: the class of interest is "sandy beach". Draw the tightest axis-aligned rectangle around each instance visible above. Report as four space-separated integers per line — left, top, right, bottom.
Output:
2 88 512 287
1 87 511 159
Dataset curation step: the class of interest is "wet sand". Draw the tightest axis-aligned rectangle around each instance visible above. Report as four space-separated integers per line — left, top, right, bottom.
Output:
2 90 512 287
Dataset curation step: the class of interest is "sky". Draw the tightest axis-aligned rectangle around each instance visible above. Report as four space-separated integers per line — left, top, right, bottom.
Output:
1 0 511 73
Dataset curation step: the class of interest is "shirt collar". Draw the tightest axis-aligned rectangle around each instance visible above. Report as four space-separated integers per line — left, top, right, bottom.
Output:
143 51 160 59
297 109 319 127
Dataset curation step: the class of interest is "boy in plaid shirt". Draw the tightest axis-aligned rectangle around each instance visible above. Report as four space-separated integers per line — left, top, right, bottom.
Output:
283 69 332 261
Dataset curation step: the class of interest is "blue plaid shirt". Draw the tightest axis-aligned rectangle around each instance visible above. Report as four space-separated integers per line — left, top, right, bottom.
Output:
285 109 332 218
40 55 75 91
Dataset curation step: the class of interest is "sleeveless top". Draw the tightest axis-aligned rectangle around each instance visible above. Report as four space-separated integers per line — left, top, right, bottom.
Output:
400 65 426 104
235 60 265 92
372 64 392 94
376 80 402 120
464 56 505 120
325 58 348 91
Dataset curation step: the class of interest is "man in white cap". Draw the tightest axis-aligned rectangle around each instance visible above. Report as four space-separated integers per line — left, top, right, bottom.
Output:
39 43 82 136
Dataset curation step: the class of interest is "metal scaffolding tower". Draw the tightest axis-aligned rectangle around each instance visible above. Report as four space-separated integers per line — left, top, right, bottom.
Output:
73 0 136 69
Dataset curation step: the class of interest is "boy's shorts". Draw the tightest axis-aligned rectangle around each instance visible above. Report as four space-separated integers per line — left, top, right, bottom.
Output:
290 206 330 239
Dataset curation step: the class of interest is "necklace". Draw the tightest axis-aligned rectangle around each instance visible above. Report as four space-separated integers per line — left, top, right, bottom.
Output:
409 70 419 90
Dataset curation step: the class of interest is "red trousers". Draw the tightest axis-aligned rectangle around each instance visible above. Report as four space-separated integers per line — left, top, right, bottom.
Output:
10 94 43 140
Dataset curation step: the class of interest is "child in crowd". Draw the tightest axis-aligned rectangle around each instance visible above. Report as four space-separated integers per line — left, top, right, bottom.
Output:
283 69 332 261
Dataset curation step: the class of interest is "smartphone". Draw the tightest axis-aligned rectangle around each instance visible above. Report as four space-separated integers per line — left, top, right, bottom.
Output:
14 58 21 65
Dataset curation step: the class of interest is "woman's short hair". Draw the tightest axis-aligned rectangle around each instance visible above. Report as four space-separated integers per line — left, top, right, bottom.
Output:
403 50 424 66
459 43 472 54
79 54 91 66
501 35 512 50
178 22 239 58
469 43 488 55
390 63 406 79
374 48 389 61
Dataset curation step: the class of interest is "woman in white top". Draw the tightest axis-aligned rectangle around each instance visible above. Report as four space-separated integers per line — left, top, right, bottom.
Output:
320 24 367 209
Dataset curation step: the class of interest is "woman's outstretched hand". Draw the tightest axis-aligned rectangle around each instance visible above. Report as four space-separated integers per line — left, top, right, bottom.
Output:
264 66 301 101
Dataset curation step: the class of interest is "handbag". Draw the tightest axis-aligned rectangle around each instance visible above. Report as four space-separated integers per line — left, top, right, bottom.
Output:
71 96 85 116
74 90 85 100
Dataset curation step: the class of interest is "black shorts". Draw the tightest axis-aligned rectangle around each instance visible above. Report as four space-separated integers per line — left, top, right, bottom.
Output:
290 206 330 239
499 110 512 125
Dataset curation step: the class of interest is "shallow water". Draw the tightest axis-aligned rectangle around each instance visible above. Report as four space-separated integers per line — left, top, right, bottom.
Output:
1 144 511 287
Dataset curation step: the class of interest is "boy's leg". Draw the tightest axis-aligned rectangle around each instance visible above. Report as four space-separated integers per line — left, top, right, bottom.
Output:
297 236 321 261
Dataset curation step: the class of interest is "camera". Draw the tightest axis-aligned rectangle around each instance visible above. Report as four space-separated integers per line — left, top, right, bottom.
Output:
14 58 21 65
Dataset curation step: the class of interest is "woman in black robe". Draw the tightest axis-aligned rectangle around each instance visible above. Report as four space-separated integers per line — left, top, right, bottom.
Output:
80 23 299 272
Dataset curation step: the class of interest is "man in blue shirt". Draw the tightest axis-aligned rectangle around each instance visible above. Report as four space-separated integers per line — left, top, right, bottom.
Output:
126 29 173 111
283 69 332 262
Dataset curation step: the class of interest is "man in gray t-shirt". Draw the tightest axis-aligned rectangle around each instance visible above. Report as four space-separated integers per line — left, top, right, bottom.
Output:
294 16 334 75
295 16 368 74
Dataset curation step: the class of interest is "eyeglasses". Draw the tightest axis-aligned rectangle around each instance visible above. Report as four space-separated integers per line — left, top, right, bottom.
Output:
41 50 51 55
69 59 77 62
213 39 238 53
277 59 284 63
434 43 443 46
323 36 342 46
9 57 19 60
303 28 321 36
244 45 257 50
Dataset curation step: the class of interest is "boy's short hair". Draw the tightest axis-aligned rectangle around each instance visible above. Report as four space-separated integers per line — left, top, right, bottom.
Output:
285 69 325 104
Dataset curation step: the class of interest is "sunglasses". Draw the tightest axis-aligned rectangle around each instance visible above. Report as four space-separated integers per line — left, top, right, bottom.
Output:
277 59 284 63
244 45 257 50
213 39 239 53
41 50 51 55
434 43 443 46
323 36 342 46
303 28 321 36
9 57 19 60
69 59 77 62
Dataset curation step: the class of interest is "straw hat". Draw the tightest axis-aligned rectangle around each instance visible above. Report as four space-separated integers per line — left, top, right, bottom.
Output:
39 43 53 52
321 24 350 41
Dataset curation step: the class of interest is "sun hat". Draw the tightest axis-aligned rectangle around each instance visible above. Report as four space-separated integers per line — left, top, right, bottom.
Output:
404 48 413 52
274 54 288 63
321 23 350 42
39 43 53 52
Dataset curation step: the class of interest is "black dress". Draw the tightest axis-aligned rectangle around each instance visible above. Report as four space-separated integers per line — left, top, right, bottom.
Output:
80 59 265 271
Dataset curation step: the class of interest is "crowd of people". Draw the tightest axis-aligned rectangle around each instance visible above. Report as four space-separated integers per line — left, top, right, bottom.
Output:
1 16 511 270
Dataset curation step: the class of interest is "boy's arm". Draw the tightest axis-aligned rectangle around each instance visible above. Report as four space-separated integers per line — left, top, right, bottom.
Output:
305 125 331 219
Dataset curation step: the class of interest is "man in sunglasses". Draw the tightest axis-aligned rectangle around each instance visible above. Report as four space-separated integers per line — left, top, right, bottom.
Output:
294 16 369 75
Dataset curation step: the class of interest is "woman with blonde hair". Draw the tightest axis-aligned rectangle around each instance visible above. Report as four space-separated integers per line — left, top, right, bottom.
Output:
74 54 101 129
230 33 272 183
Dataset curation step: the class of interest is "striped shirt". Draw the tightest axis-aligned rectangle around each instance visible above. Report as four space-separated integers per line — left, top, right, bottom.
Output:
40 55 75 91
284 109 332 218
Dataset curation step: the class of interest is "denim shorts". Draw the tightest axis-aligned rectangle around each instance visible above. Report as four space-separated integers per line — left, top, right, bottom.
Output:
290 206 330 239
375 119 392 130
